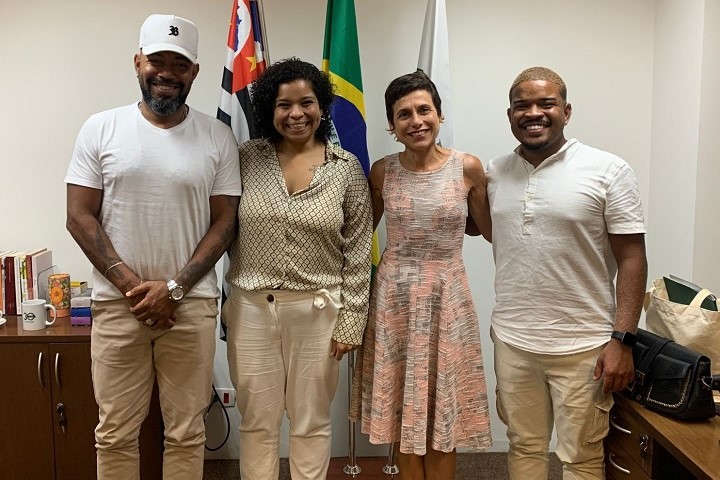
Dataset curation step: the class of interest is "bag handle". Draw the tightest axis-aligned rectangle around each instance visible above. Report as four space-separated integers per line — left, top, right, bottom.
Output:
690 288 714 308
643 291 651 312
702 375 720 391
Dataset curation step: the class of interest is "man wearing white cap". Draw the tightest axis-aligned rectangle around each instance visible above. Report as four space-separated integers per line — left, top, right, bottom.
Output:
65 14 241 480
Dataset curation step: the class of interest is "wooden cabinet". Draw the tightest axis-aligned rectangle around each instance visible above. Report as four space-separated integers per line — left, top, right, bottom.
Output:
0 316 162 480
1 342 57 479
0 342 97 480
605 394 653 480
605 394 720 480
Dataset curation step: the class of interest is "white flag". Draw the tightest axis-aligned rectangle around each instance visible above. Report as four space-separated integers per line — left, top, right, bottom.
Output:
418 0 453 148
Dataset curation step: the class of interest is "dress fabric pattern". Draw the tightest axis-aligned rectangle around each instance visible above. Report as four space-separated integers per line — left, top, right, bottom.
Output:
351 150 491 455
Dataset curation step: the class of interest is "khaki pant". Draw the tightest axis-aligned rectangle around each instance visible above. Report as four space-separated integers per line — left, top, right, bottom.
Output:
91 298 218 480
224 287 341 480
492 329 613 480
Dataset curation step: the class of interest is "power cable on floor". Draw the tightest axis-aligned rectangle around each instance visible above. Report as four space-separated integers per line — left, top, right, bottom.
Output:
204 384 231 451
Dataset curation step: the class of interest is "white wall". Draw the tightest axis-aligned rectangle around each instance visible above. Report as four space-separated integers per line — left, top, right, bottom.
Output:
646 0 720 293
693 0 720 292
647 0 704 286
10 0 715 461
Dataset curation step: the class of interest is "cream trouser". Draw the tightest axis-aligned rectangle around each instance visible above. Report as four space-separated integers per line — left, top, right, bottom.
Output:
492 329 613 480
91 298 218 480
224 286 341 480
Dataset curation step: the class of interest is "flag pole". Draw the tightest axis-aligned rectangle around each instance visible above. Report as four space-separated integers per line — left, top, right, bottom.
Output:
343 351 361 478
255 0 271 64
383 443 399 477
320 1 369 474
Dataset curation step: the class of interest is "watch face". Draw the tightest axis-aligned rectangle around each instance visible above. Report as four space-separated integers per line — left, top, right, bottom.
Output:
171 288 184 301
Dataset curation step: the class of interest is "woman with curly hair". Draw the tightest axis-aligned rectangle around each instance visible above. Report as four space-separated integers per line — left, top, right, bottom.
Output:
223 57 373 480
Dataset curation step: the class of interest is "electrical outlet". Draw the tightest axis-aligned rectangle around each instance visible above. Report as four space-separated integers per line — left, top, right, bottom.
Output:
216 388 236 407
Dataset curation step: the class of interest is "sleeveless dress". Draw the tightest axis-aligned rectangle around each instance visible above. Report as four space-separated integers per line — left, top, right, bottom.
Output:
350 150 492 455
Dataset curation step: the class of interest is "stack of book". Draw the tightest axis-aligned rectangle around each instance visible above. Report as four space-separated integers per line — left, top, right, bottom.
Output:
70 288 92 326
0 249 54 315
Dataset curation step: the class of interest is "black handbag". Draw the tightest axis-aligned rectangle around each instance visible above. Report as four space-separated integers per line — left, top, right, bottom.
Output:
626 328 720 420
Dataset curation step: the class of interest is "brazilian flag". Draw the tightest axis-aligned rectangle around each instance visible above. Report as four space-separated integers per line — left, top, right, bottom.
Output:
322 0 380 268
322 0 370 176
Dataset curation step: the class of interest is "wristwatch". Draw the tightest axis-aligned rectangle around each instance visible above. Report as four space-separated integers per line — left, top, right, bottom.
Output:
611 330 637 348
167 279 184 302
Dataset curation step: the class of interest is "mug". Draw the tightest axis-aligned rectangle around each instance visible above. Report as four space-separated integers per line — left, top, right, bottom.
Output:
21 299 57 331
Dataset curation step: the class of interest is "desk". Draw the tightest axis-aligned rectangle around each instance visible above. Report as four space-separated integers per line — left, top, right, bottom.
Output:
0 312 92 340
606 393 720 480
0 315 163 480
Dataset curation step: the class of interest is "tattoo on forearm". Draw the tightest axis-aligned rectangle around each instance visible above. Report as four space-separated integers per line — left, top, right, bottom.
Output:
179 217 237 288
73 222 118 271
220 214 237 252
69 216 130 287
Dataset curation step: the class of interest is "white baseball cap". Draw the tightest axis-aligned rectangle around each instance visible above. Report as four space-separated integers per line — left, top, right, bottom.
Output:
139 14 198 64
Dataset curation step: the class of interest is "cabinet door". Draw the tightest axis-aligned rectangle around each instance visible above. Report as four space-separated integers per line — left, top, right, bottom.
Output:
0 343 55 480
47 342 164 480
49 342 98 480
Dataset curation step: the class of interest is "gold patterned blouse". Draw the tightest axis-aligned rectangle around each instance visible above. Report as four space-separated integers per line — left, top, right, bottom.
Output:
226 139 373 345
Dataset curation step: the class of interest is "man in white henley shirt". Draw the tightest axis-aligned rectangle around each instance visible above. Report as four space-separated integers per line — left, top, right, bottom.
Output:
486 66 647 480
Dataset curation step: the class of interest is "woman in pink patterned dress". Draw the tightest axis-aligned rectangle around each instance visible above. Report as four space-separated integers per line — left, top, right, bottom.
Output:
350 71 492 479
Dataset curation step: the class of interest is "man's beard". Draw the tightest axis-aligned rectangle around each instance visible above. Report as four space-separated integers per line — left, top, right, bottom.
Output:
520 140 548 151
140 78 189 117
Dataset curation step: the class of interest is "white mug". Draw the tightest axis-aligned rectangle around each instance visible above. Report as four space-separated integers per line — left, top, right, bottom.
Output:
21 299 57 331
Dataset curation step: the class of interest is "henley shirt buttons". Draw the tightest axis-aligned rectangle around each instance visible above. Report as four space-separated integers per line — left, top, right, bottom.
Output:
266 294 275 303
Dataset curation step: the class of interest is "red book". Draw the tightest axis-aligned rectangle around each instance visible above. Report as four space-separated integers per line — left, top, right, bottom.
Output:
3 254 17 315
0 250 9 312
24 248 47 300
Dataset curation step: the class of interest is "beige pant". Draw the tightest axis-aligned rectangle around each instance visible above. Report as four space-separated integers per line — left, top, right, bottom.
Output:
492 329 613 480
224 287 341 480
91 298 218 480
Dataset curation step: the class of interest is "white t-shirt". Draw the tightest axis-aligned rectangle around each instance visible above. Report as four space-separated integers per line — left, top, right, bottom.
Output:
487 139 646 354
65 104 242 301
